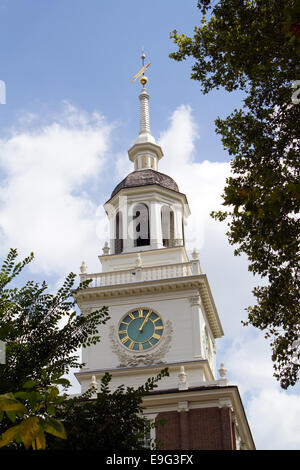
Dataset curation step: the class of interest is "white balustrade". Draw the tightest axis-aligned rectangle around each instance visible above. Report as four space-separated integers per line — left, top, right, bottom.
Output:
79 260 201 288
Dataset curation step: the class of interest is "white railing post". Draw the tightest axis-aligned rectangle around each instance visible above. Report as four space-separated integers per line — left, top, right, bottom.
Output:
135 267 142 282
192 260 201 275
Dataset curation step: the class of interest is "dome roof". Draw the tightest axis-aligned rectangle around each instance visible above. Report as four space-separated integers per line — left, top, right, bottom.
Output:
111 169 179 198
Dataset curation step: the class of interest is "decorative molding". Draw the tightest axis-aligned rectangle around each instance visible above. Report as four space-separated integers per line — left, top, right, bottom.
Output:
82 307 93 316
109 320 173 367
232 412 238 426
178 366 188 391
189 295 201 307
177 401 189 412
218 397 233 409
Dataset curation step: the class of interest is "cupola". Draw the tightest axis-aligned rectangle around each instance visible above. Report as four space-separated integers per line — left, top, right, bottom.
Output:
103 54 190 257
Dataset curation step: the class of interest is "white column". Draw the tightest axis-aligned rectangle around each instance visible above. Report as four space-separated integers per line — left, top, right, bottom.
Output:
174 204 183 245
150 201 163 249
189 295 204 358
121 202 134 253
108 212 115 255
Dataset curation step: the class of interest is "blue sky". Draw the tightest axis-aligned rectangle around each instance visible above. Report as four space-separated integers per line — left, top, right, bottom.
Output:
0 0 299 450
0 0 243 157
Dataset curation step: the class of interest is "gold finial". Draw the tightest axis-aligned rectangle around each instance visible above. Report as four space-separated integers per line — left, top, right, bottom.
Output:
130 51 150 87
140 75 148 86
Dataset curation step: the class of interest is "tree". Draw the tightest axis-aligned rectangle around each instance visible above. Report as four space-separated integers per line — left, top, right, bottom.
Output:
47 369 169 451
0 375 68 450
170 0 300 388
0 249 167 450
0 248 109 447
0 248 109 395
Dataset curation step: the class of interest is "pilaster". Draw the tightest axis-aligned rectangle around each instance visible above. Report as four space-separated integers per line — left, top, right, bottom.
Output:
150 201 163 249
189 295 204 359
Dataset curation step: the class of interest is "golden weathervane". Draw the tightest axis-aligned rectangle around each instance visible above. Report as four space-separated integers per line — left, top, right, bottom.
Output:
130 52 151 86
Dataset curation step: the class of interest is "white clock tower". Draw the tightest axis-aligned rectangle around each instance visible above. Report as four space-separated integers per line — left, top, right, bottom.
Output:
75 57 255 450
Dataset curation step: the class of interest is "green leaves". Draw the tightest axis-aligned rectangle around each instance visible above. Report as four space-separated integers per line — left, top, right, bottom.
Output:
0 393 27 415
0 248 111 447
42 417 67 440
0 379 67 450
0 249 109 395
171 0 300 388
0 415 66 450
47 369 169 451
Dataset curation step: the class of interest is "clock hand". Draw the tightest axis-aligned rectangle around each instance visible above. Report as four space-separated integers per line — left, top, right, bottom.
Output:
139 311 151 332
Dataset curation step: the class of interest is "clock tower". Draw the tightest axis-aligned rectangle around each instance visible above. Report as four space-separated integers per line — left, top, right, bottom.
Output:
75 57 255 450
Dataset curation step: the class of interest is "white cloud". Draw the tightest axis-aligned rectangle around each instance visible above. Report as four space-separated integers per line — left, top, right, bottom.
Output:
219 330 300 449
0 102 112 276
222 332 275 395
115 151 132 181
248 389 300 450
159 104 198 167
158 104 230 249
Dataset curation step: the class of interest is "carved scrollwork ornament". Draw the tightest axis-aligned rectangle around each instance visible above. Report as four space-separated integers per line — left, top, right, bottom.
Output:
109 320 173 367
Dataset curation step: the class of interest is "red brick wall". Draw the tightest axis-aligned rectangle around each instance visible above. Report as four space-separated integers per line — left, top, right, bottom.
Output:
156 407 235 450
156 411 180 450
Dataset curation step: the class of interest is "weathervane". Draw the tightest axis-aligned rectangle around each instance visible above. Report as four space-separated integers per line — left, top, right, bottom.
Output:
130 51 151 87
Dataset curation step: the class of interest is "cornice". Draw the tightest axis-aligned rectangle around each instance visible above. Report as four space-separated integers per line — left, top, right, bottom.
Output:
76 358 214 381
128 141 164 161
75 274 224 338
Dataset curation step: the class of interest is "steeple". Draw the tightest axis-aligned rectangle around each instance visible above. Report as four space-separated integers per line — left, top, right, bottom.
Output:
128 53 163 171
131 52 155 145
134 88 155 145
105 54 190 255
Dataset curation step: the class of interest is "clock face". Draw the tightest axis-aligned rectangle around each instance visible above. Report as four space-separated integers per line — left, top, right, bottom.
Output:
118 308 164 352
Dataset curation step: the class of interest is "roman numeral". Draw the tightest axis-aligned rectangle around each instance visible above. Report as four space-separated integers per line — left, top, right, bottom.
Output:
152 333 161 340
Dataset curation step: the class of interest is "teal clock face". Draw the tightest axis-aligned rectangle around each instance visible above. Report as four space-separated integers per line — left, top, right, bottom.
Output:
118 308 164 352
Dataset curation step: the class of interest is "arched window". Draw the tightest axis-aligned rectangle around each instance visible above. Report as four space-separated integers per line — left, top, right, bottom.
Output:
161 206 175 248
115 211 123 254
133 204 150 247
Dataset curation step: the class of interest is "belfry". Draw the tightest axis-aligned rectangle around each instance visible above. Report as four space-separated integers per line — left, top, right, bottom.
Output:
75 55 255 450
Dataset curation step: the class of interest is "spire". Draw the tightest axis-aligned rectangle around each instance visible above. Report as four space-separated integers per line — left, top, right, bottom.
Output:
135 87 155 145
133 53 155 145
130 52 155 145
128 52 163 170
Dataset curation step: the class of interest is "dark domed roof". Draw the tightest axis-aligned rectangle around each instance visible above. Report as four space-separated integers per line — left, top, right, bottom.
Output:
111 169 179 198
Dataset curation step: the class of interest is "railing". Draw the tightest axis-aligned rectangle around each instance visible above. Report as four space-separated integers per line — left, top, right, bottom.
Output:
80 260 201 288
